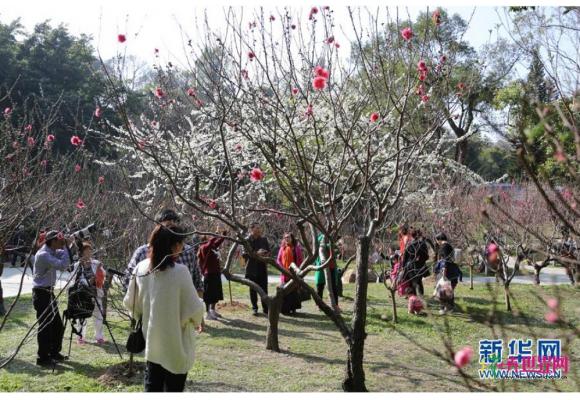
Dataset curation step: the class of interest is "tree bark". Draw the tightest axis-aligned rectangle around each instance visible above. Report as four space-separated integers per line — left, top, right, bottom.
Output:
469 264 474 290
266 292 282 352
455 139 468 164
504 284 511 312
389 288 397 324
534 265 542 285
343 236 369 392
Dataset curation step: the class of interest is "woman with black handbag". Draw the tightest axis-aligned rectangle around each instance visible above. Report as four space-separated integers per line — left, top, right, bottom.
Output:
124 225 205 392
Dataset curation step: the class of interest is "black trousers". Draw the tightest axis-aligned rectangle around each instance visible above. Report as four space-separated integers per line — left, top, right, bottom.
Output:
316 271 339 305
145 361 187 392
247 274 268 313
412 278 424 296
32 288 64 359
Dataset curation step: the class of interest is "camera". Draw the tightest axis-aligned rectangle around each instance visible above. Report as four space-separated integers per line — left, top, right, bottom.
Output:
71 223 97 241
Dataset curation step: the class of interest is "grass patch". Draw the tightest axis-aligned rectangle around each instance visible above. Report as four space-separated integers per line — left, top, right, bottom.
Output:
0 279 578 392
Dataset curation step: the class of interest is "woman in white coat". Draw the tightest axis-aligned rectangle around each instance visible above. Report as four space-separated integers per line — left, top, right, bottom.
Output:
124 225 205 392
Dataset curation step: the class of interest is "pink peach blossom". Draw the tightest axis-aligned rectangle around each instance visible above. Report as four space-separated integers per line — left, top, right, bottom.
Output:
454 347 474 368
401 27 413 41
312 76 327 90
250 167 265 182
70 136 83 147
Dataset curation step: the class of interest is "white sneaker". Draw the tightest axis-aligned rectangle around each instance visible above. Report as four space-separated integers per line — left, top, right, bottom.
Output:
210 309 222 318
206 312 217 321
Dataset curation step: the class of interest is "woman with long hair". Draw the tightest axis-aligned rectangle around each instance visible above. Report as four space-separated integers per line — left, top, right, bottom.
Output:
124 225 204 392
276 232 304 315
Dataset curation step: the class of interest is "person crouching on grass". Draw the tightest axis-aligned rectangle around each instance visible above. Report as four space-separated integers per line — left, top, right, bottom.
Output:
124 225 205 392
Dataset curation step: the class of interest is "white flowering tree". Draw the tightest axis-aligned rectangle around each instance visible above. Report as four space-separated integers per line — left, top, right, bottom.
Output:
100 6 480 391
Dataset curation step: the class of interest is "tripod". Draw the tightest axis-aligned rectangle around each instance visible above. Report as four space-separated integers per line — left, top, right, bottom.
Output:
62 266 123 360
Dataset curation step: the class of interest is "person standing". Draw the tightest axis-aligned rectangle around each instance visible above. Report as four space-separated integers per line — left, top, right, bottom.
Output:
276 233 304 315
72 241 107 344
434 233 462 313
198 230 227 320
314 233 340 312
125 209 204 298
402 228 430 296
123 225 205 392
243 222 270 316
398 224 412 254
32 230 71 367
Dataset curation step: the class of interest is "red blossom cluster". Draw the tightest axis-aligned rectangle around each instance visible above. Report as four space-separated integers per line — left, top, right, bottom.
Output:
154 87 165 99
312 65 330 91
250 167 265 182
309 7 318 20
432 9 442 26
70 135 83 147
401 27 413 41
417 59 428 82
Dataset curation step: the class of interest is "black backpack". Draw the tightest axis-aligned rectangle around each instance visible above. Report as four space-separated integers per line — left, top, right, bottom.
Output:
65 267 95 320
66 284 95 319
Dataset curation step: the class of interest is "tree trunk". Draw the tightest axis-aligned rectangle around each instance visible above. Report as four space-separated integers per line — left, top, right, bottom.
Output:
455 140 467 164
266 293 282 352
343 236 369 392
389 288 397 324
325 266 337 309
469 264 473 290
504 284 511 312
534 266 541 285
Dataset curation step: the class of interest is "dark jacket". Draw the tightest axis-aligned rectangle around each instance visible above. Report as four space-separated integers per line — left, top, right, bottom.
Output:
403 238 430 279
243 235 270 278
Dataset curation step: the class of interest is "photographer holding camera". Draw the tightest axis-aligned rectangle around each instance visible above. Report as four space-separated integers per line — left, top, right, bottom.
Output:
32 230 73 367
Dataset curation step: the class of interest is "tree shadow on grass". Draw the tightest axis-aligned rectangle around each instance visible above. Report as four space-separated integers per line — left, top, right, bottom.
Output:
366 359 468 390
280 348 345 366
280 312 340 331
203 322 265 342
187 380 248 392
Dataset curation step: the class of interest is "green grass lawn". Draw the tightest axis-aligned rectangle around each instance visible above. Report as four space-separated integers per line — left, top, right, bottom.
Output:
0 279 578 392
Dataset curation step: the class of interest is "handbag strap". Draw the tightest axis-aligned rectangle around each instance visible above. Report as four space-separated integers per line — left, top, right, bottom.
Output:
130 272 140 329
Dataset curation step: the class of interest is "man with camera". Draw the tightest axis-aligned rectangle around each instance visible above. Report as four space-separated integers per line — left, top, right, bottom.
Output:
32 230 73 367
124 209 204 297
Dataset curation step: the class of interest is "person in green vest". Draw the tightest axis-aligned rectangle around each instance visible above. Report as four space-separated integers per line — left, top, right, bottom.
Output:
314 233 340 312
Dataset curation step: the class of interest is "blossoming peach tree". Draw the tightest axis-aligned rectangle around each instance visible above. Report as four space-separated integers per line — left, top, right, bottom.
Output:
100 6 478 392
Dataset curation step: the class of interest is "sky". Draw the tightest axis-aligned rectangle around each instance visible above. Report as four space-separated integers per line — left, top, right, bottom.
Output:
0 1 516 70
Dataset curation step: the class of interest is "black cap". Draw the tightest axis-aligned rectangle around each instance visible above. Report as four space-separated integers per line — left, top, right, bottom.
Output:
156 209 180 223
